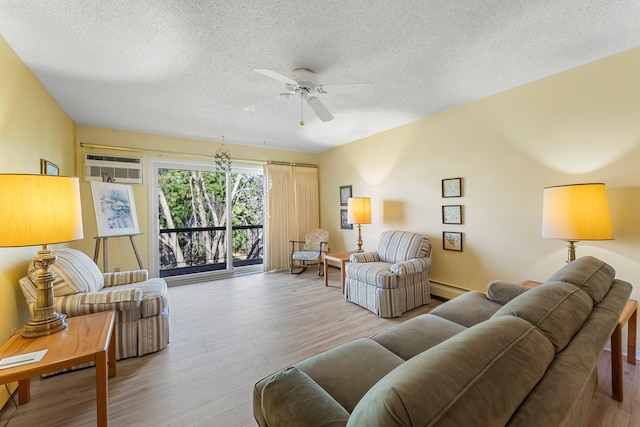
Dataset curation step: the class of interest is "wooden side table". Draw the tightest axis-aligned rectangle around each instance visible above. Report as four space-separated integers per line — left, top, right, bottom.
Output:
611 299 637 402
520 281 637 402
0 311 116 426
323 251 354 293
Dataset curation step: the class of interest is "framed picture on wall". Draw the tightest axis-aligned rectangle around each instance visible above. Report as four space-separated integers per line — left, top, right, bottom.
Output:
90 181 141 237
40 159 59 176
442 177 462 198
442 205 462 224
443 231 463 251
340 185 352 206
340 209 353 229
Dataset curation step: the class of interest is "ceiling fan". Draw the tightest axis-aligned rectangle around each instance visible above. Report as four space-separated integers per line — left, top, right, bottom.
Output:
245 68 373 125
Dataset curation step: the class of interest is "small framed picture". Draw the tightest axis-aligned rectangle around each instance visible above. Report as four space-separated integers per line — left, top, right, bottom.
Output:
442 177 462 198
340 209 353 229
340 185 352 206
40 159 59 176
442 205 462 224
443 231 463 251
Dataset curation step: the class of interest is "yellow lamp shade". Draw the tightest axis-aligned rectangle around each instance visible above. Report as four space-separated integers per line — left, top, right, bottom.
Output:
542 183 612 241
347 197 372 225
0 174 84 247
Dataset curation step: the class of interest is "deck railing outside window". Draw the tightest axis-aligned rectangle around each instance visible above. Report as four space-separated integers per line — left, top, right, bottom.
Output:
159 224 263 277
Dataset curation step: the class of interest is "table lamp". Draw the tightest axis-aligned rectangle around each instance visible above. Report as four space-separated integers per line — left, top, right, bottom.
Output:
0 174 84 337
347 197 371 253
541 183 612 263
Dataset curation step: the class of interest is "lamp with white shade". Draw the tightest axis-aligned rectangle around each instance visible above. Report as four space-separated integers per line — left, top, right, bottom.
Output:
347 197 371 253
541 183 613 263
0 174 84 337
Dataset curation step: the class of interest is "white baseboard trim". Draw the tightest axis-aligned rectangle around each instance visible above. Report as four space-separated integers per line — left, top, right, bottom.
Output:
430 281 468 300
602 343 640 361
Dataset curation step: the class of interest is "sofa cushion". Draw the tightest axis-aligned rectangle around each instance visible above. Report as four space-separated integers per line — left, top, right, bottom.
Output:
372 314 466 360
293 338 404 413
347 316 555 427
492 282 593 352
429 291 502 327
29 248 104 296
508 279 632 427
486 280 531 304
260 367 350 427
543 256 614 303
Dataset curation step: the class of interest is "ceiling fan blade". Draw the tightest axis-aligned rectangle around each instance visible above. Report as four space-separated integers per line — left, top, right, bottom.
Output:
319 83 374 94
254 69 297 86
307 97 334 122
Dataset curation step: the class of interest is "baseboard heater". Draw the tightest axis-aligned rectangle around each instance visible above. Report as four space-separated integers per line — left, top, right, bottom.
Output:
429 280 470 300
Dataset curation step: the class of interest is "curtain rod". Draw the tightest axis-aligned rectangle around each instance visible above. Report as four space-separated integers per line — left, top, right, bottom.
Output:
80 142 260 165
266 161 318 169
80 142 318 168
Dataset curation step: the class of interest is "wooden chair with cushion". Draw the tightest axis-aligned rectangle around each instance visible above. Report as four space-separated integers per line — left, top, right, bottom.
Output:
19 248 169 360
289 228 329 275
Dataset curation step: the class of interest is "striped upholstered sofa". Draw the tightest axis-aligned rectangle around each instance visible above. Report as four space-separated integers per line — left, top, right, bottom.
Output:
19 248 169 360
344 230 432 317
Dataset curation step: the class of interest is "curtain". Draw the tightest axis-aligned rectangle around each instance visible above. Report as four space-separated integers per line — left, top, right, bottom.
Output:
264 164 319 271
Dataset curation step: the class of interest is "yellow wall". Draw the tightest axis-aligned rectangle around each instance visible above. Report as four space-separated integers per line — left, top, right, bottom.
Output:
0 36 76 404
75 126 318 272
0 36 76 343
319 46 640 303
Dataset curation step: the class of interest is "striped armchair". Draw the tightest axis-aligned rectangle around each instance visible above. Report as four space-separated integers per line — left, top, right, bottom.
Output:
344 230 432 317
19 248 169 360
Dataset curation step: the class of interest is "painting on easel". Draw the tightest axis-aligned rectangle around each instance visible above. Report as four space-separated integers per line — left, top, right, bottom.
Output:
90 181 140 237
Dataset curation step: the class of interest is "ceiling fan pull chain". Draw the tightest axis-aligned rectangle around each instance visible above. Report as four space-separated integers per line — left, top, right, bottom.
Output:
300 99 305 126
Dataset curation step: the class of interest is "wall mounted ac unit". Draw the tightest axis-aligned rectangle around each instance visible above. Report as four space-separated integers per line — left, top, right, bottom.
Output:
84 154 143 184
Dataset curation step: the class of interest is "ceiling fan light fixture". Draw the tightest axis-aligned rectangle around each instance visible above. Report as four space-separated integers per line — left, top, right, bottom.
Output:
251 67 373 124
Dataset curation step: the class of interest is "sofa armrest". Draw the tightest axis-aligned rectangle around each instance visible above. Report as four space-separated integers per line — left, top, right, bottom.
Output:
257 367 349 427
55 288 143 316
350 251 380 263
486 280 531 305
390 257 432 277
103 270 149 287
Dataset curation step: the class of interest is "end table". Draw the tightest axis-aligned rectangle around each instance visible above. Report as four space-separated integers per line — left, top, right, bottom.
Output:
323 251 354 293
0 311 116 426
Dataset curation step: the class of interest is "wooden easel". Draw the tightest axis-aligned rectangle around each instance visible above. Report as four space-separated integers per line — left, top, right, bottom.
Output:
93 234 144 272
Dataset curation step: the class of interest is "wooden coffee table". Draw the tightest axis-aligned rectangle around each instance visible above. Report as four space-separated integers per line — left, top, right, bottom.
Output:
0 311 116 426
324 251 354 293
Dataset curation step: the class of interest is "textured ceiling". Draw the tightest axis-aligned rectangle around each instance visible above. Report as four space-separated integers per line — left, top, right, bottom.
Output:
1 1 639 153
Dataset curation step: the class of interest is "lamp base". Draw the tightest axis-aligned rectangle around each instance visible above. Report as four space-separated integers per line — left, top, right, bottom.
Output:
565 240 578 264
21 248 69 338
355 224 364 253
22 313 68 338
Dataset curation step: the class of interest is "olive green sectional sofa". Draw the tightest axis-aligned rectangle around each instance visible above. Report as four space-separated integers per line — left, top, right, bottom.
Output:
253 256 632 427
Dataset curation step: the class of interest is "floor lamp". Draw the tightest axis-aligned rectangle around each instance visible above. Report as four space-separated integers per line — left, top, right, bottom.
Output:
347 197 371 253
0 174 84 337
541 183 613 263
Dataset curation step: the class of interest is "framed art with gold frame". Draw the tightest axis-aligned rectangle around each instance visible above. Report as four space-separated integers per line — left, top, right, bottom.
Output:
40 159 59 176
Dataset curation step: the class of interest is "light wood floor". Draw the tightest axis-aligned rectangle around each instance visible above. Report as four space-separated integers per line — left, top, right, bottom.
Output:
0 268 637 426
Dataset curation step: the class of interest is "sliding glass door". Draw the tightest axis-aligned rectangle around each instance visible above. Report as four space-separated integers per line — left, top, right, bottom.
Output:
149 159 264 284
